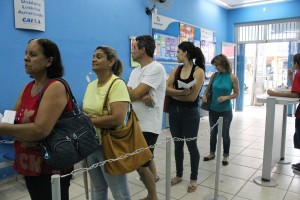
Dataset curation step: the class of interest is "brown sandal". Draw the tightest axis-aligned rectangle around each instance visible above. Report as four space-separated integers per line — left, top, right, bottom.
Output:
187 182 198 193
171 177 182 186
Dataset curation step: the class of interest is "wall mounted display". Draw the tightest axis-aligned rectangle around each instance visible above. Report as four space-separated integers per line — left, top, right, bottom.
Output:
151 13 215 65
153 33 179 62
180 24 195 43
14 0 45 31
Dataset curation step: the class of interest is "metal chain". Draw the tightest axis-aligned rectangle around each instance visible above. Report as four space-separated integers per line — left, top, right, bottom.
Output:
61 118 220 178
0 140 14 144
0 118 220 178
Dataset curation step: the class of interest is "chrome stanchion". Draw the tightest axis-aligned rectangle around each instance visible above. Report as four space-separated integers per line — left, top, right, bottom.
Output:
205 117 227 200
51 174 61 200
165 136 171 200
82 159 89 200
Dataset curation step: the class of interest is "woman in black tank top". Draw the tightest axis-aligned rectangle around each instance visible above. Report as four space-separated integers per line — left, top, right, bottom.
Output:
166 41 205 193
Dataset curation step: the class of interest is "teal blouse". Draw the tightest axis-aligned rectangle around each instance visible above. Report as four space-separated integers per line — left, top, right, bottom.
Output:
209 72 233 112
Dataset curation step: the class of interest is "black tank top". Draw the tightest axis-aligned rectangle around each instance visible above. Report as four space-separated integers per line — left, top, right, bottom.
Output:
171 65 200 107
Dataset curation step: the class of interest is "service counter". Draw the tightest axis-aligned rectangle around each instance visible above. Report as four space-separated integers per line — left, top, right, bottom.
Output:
254 94 299 187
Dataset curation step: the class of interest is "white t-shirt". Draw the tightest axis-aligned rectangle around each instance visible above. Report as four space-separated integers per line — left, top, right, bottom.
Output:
127 61 167 134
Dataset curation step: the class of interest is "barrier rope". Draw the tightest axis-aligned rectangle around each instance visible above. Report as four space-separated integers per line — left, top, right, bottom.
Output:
61 118 220 178
0 118 221 179
0 140 14 144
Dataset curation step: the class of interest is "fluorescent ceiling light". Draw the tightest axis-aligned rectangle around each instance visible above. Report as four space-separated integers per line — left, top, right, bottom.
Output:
238 0 287 8
211 0 291 9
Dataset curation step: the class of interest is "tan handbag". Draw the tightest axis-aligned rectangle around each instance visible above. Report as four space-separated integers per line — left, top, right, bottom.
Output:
101 78 152 175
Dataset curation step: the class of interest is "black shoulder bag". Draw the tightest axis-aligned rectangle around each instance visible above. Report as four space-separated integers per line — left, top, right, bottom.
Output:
39 78 99 170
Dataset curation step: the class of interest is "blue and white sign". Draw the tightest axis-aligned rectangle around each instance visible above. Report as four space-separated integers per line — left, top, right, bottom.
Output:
14 0 45 31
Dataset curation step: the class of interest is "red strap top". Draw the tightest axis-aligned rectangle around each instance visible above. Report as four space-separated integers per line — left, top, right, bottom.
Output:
14 80 73 175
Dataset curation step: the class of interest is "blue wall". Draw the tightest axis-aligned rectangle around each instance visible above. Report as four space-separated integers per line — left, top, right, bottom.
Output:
0 0 228 112
1 0 300 112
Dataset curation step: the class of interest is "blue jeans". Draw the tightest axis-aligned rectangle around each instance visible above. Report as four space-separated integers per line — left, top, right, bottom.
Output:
169 105 200 180
209 109 233 157
86 146 131 200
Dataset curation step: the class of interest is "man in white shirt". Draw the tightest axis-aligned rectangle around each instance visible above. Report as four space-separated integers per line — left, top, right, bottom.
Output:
128 35 166 200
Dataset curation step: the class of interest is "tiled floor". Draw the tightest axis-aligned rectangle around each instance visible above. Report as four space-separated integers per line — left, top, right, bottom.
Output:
1 105 300 200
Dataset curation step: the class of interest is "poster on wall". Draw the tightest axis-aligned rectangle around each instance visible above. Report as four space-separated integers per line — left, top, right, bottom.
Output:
153 33 179 62
180 23 195 43
201 28 216 64
151 13 215 66
129 36 140 67
152 13 178 31
14 0 45 31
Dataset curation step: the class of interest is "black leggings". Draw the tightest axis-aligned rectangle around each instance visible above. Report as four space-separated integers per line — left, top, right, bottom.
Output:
25 174 72 200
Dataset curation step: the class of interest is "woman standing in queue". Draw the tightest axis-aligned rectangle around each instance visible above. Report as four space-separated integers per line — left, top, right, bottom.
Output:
202 54 239 166
0 38 73 200
82 46 131 200
166 41 205 193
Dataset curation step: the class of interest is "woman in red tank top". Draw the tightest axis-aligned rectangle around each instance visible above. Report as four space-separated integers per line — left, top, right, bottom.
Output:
0 38 73 200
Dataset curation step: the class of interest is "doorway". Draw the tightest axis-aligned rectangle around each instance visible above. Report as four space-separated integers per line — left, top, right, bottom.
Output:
244 42 289 106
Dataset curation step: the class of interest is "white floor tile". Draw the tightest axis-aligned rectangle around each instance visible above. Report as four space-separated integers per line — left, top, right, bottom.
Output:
237 181 286 200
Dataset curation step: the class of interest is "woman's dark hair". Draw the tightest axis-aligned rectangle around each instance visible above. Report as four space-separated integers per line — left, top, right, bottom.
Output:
95 46 123 76
135 35 156 58
28 38 64 78
211 54 232 73
293 53 300 66
178 41 205 72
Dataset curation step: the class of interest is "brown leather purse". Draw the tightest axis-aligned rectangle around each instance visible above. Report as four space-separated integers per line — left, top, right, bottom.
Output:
101 78 152 175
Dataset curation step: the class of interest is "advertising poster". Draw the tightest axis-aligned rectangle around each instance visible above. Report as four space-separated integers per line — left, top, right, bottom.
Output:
129 37 140 67
201 28 216 64
180 23 195 43
14 0 45 31
153 33 179 62
151 13 215 65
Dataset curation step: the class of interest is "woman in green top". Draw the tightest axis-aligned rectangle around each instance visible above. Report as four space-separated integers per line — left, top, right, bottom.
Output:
202 54 239 166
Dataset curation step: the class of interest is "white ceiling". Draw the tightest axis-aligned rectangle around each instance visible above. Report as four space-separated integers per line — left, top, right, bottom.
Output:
210 0 295 9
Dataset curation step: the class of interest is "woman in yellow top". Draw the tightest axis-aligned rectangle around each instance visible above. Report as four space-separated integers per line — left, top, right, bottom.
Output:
82 46 131 200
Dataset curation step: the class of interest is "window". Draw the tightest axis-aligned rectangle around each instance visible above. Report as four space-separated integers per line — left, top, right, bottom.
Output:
235 19 300 43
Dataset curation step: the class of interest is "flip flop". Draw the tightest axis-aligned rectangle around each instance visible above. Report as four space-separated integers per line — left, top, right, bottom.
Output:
171 177 182 186
187 182 198 193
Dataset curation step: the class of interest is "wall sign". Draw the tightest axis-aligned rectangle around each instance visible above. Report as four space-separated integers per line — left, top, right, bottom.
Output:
14 0 45 31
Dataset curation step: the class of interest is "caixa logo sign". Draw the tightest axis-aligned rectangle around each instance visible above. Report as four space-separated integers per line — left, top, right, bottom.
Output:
22 18 41 24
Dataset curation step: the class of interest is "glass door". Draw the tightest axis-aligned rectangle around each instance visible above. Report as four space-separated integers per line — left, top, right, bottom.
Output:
245 42 289 106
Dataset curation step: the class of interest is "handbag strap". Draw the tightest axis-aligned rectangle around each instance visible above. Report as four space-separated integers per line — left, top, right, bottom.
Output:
102 78 123 112
101 78 133 134
102 78 136 118
39 78 80 113
208 72 218 90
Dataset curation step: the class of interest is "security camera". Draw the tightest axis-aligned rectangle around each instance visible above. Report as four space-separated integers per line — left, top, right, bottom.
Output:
159 0 166 3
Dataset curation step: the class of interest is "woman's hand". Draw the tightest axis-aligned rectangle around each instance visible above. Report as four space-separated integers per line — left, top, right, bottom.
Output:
181 89 191 96
217 96 227 103
267 89 275 96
